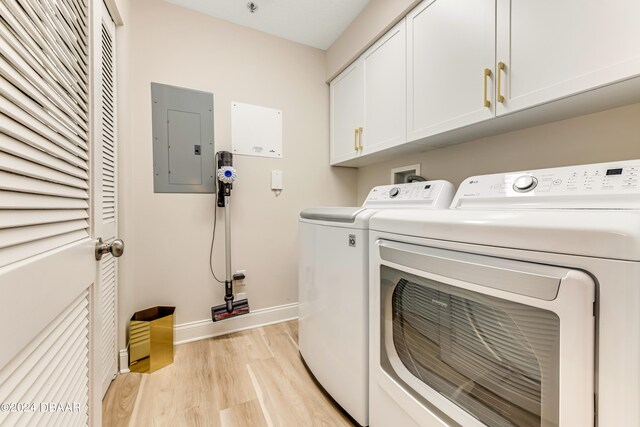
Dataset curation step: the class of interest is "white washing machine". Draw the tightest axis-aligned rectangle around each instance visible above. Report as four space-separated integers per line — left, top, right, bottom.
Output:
369 159 640 427
299 180 455 426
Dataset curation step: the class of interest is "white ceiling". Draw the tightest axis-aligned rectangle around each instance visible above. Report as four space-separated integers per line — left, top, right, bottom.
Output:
165 0 371 50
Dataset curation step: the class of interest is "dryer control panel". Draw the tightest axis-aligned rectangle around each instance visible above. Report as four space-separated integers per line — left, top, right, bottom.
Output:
364 180 455 209
453 159 640 209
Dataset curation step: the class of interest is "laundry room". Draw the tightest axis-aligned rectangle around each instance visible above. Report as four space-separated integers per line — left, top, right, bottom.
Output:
1 0 640 426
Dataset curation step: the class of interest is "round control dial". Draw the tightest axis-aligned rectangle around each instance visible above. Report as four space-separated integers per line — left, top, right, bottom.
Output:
513 175 538 192
389 187 400 198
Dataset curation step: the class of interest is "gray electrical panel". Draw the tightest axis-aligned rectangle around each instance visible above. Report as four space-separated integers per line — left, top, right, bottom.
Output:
151 83 215 193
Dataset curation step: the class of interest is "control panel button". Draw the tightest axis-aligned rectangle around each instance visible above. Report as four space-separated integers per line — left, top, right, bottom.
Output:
513 175 538 192
389 187 400 198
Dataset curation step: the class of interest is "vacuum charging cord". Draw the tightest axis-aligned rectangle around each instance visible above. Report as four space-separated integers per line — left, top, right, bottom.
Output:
209 205 224 284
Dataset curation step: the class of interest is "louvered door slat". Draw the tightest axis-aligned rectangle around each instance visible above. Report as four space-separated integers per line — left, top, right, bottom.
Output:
0 55 88 135
0 8 88 113
7 346 88 427
0 295 86 388
103 156 115 168
101 262 116 284
0 116 89 170
0 171 89 199
0 231 88 267
0 191 89 209
100 252 116 391
0 152 88 189
0 132 88 179
57 0 88 41
24 0 89 87
53 354 87 409
0 98 89 157
9 0 88 92
0 292 88 400
0 30 88 123
101 18 116 226
0 220 89 249
21 320 87 408
104 121 115 136
47 0 84 47
0 32 87 124
0 210 88 229
61 0 88 38
0 76 87 147
35 0 89 65
0 292 89 427
23 0 88 69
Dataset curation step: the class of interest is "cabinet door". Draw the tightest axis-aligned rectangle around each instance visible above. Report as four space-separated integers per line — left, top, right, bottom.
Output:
330 61 364 165
361 20 406 155
497 0 640 115
407 0 495 142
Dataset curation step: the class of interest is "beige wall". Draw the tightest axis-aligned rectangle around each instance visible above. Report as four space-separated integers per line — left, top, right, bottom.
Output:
118 0 357 335
326 0 420 80
357 103 640 203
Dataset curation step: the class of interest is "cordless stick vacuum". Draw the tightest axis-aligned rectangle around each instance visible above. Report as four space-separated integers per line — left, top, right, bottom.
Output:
211 151 250 322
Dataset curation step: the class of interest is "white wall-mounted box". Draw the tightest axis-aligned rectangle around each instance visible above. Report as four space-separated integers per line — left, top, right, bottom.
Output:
232 102 283 159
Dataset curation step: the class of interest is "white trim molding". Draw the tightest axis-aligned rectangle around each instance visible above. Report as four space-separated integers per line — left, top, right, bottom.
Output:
174 302 298 345
119 349 130 374
103 0 124 26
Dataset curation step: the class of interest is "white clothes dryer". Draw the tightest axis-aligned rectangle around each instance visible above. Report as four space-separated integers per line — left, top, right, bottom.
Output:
369 159 640 427
299 181 455 426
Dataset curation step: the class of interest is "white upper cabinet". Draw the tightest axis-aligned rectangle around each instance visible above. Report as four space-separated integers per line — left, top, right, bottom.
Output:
407 0 496 141
330 60 364 164
361 20 406 156
330 20 406 165
496 0 640 115
330 0 640 166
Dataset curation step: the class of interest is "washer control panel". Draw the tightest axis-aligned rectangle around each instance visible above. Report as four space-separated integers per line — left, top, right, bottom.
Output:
389 187 401 198
364 180 455 209
512 175 538 192
453 159 640 209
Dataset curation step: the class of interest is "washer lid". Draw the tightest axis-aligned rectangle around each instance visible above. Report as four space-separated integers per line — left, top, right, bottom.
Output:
299 207 363 223
370 209 640 261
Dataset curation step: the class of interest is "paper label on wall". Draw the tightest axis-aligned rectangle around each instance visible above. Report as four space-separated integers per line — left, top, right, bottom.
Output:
231 102 283 158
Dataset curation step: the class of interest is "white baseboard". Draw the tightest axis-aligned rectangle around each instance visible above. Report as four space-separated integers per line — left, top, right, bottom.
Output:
174 302 298 345
119 348 130 374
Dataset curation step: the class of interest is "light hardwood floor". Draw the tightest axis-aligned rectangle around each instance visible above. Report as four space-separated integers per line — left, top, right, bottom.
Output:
103 321 356 427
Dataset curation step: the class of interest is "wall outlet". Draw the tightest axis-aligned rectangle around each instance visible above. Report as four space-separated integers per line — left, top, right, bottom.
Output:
271 170 283 190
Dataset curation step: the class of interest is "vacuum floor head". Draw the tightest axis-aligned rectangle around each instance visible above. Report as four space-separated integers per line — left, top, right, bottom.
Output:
211 299 250 322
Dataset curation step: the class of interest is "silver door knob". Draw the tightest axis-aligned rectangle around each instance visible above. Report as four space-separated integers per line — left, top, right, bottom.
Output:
95 238 125 260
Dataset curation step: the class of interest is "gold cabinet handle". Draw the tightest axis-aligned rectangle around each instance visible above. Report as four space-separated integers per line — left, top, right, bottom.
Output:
354 128 359 151
497 61 506 103
483 68 492 108
357 127 363 151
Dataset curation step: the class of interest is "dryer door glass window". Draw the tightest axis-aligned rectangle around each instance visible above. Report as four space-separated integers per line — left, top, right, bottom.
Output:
383 266 560 427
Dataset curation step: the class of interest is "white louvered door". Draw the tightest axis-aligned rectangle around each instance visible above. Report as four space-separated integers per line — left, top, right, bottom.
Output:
94 1 119 398
0 0 118 425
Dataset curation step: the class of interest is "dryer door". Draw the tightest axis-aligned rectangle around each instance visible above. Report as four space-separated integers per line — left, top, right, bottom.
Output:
375 240 595 427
